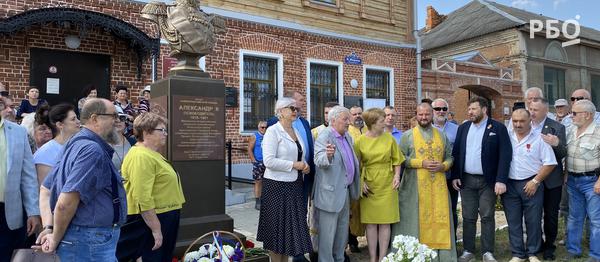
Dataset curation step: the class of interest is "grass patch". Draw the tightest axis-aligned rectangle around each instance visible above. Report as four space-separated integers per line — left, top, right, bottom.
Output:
457 217 591 261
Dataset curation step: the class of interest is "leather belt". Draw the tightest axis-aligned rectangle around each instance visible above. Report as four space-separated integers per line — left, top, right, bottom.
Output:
569 171 599 177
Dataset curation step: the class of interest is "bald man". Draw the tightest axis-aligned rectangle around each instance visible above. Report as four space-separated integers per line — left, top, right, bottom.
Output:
562 89 600 127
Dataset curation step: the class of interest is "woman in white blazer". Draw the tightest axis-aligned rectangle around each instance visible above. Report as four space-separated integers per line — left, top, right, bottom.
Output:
256 97 313 262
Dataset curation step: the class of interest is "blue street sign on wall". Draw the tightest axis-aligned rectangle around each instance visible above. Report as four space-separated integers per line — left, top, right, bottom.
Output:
344 52 362 65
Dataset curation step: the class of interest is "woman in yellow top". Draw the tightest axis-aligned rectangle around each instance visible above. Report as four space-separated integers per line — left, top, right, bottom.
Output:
116 112 185 262
354 108 404 262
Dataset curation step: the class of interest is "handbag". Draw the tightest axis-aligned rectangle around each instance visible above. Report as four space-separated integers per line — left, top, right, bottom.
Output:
11 249 60 262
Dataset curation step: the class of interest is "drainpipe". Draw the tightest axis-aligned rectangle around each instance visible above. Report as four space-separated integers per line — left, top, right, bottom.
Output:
413 0 422 103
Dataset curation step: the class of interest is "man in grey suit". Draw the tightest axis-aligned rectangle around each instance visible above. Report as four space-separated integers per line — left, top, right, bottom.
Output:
0 96 40 261
314 106 360 262
529 99 567 260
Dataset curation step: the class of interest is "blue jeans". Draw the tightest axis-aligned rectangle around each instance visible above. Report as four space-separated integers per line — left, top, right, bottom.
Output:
57 225 120 261
566 175 600 259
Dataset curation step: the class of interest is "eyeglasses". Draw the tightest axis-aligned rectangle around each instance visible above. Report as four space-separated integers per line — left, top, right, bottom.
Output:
572 111 587 116
95 113 118 119
433 107 448 112
0 91 8 97
571 96 586 102
153 128 168 135
285 106 298 112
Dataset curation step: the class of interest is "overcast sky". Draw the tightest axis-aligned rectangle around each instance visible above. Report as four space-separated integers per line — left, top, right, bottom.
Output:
417 0 598 30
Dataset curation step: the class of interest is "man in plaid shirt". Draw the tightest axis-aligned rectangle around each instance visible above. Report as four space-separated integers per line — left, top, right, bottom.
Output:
564 99 600 261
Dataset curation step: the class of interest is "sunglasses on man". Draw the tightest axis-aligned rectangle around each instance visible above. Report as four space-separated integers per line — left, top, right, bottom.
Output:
0 91 8 97
433 107 448 112
571 96 586 102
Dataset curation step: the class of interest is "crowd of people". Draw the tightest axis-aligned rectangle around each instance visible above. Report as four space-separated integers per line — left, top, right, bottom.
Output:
249 88 600 262
0 82 185 262
1 80 599 262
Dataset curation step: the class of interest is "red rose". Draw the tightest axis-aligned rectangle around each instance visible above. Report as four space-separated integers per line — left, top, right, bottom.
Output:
245 240 255 248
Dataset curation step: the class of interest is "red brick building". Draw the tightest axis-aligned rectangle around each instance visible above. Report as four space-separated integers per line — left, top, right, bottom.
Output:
1 0 419 179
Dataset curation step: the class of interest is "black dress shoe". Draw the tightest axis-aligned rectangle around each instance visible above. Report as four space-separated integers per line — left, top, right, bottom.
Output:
344 253 350 262
349 244 361 253
309 252 318 262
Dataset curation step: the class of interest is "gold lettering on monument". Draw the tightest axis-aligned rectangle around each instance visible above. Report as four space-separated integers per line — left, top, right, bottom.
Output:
172 96 224 161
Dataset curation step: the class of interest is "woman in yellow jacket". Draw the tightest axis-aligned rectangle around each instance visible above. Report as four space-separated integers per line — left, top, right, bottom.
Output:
116 112 185 262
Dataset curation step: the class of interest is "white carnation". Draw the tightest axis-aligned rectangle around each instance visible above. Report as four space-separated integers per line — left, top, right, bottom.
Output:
184 251 201 262
223 245 235 257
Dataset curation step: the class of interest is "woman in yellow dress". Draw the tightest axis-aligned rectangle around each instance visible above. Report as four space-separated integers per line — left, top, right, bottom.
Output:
354 108 404 262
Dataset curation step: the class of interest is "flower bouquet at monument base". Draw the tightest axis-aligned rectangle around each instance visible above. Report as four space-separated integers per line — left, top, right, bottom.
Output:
381 235 437 262
183 231 244 262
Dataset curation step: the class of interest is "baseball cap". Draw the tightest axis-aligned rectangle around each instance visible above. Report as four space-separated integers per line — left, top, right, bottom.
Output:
554 99 568 107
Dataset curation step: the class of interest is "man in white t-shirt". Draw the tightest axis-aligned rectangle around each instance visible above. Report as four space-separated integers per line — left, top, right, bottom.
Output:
502 108 557 262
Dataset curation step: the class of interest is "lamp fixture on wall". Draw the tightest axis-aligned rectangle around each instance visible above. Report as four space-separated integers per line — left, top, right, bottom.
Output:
64 35 81 49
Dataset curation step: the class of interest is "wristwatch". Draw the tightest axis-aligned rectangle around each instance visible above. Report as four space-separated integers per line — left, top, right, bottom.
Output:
43 225 53 231
532 178 540 185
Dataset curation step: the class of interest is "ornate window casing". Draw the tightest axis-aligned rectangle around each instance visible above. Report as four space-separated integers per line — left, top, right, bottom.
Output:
306 59 343 128
302 0 345 14
0 7 160 80
359 0 396 25
239 50 283 133
544 41 568 62
363 65 394 106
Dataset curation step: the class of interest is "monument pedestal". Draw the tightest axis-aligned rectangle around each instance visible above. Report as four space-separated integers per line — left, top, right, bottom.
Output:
150 70 233 256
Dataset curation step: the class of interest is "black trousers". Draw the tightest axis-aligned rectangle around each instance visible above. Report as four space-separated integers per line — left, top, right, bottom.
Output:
116 209 181 262
542 185 562 254
0 203 27 262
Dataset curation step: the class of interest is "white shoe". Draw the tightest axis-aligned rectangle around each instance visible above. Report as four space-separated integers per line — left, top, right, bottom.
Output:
528 256 541 262
458 251 475 262
482 252 497 262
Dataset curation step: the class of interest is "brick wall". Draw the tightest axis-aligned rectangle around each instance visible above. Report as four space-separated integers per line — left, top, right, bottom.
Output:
0 0 156 103
1 0 417 164
199 19 417 164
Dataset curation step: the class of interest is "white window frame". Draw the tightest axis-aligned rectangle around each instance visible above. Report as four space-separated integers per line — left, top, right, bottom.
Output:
239 49 284 134
363 65 394 107
306 59 344 125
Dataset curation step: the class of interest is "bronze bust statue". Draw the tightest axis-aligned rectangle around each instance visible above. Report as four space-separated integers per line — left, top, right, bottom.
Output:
142 0 226 72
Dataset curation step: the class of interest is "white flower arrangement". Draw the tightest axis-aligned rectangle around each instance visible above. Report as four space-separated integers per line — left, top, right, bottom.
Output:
183 232 244 262
381 235 437 262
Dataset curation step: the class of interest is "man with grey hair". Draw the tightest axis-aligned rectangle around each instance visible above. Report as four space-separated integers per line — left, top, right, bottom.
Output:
314 106 360 262
563 99 600 261
432 98 460 236
525 87 544 109
562 89 600 127
35 98 127 260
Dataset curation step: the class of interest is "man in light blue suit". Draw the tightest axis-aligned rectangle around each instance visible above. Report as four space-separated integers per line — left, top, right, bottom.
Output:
0 96 40 261
314 106 361 262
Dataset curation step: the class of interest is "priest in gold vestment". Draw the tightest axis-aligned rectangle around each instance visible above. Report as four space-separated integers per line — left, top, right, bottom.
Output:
393 103 457 261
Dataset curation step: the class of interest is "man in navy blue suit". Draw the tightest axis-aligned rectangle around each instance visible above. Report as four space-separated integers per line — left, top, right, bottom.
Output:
452 97 512 262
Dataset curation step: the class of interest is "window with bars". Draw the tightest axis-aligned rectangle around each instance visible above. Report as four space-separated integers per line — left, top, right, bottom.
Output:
366 69 390 105
544 67 565 106
243 56 278 131
310 64 338 128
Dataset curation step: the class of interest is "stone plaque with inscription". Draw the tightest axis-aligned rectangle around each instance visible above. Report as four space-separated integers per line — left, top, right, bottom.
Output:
172 96 224 161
